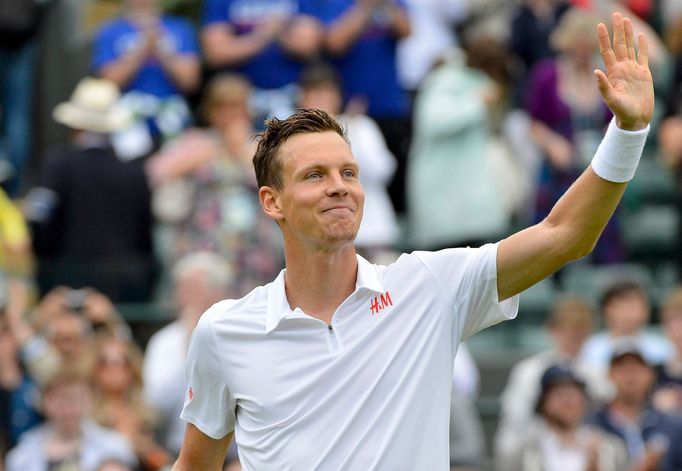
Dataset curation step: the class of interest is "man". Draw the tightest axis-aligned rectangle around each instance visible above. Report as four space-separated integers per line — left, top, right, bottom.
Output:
580 280 673 371
588 342 682 471
6 366 137 471
174 13 653 469
495 296 609 458
501 366 628 471
25 77 156 302
143 252 232 456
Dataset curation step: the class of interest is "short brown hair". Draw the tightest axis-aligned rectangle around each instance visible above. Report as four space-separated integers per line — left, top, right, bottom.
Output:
252 108 347 190
547 296 595 330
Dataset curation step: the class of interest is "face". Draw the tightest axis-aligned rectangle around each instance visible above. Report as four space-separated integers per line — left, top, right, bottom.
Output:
550 324 592 358
174 269 227 320
209 100 250 131
299 84 342 116
609 356 654 406
51 314 86 360
663 311 682 353
541 382 586 429
43 382 90 434
262 131 364 250
604 293 649 336
95 341 134 395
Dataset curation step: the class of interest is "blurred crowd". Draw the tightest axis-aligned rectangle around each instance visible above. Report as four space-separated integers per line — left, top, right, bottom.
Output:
1 0 682 470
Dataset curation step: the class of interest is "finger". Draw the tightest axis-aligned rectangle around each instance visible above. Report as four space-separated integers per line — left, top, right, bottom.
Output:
594 69 615 101
624 17 636 61
637 32 649 67
612 12 627 60
597 22 617 68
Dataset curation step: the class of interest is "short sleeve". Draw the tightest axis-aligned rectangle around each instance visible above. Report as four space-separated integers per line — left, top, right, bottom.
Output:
92 22 121 71
173 19 200 55
415 243 518 341
201 0 231 26
180 306 236 439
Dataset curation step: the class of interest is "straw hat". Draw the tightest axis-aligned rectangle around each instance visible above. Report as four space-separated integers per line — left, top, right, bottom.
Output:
53 77 132 133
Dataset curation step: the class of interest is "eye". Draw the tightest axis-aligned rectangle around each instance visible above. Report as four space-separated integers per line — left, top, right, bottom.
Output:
305 171 322 180
342 169 357 178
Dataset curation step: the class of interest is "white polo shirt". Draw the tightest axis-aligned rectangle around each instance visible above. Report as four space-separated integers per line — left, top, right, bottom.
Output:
181 243 518 470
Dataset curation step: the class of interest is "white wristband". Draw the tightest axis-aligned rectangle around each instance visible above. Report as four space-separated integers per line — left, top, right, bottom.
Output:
590 118 649 183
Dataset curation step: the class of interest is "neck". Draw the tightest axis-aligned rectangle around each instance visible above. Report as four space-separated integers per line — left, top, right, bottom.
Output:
283 242 358 324
611 398 645 421
546 419 579 444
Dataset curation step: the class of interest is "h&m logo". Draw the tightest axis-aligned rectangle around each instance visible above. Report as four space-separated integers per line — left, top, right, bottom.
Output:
370 292 393 315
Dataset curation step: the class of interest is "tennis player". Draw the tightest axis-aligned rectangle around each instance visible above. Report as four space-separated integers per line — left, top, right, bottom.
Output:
173 12 653 470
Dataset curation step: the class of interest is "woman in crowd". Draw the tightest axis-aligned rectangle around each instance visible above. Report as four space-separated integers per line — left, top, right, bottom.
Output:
90 335 170 470
147 74 283 296
525 8 619 263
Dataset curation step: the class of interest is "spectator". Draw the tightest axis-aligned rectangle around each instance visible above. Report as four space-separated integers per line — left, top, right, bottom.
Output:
657 16 682 278
588 342 682 471
148 74 283 292
143 252 232 456
652 287 682 415
24 77 157 303
91 335 170 470
92 0 200 144
500 365 628 471
495 296 608 459
0 187 32 278
525 8 622 263
450 344 486 470
580 280 673 372
0 0 49 195
0 288 42 460
407 41 510 249
397 0 469 93
5 366 137 471
200 0 323 120
4 282 130 387
319 0 412 213
509 0 572 82
298 63 399 260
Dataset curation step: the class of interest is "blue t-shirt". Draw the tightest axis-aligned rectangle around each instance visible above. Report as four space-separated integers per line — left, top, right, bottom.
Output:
314 0 409 118
92 16 199 98
202 0 319 90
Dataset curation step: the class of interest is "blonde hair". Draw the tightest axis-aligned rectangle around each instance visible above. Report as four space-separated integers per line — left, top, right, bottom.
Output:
550 8 601 53
199 74 252 123
661 286 682 323
547 296 595 330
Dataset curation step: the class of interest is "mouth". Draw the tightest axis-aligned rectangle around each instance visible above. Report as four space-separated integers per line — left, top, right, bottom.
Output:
322 206 355 214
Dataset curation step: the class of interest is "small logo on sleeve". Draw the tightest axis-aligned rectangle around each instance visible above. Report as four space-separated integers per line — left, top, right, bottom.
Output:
370 291 393 315
188 386 194 402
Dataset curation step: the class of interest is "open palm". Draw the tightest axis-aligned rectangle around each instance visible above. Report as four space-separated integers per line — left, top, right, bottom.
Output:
595 12 654 131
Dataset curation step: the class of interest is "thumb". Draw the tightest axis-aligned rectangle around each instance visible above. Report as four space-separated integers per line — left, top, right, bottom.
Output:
594 69 614 101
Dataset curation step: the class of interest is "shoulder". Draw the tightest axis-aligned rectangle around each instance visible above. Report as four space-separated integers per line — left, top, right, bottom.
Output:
196 287 269 333
95 18 130 37
84 421 136 461
161 15 198 31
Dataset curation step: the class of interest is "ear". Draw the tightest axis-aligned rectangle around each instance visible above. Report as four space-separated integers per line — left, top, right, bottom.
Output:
259 186 284 221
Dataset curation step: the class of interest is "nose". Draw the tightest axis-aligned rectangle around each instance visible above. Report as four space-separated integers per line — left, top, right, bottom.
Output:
325 171 350 197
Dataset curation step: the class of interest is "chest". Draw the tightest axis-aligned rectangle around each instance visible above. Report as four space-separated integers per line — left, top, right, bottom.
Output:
223 285 452 429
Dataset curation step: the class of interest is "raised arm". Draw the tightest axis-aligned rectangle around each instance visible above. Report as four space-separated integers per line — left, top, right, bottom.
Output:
172 424 232 471
497 12 654 301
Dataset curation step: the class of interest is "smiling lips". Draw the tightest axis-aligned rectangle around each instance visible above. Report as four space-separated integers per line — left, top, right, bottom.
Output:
322 206 355 213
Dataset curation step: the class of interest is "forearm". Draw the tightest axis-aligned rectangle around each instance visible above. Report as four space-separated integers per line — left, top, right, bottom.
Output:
99 48 150 89
326 5 373 55
156 53 200 93
202 27 275 67
385 4 411 38
498 121 648 300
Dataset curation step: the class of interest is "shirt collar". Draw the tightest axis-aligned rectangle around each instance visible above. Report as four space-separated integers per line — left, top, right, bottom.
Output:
265 254 384 333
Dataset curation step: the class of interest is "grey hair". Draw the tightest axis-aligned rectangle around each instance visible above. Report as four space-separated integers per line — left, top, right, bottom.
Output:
172 251 234 290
